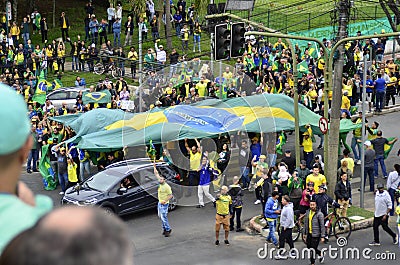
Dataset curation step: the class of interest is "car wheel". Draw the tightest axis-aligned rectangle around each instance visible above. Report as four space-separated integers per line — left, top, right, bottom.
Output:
168 195 178 211
102 206 115 215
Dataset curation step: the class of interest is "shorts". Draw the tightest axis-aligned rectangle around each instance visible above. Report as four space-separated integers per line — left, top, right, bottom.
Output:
366 92 372 102
215 214 230 232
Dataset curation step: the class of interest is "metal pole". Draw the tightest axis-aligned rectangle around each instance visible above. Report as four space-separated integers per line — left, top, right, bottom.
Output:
138 22 143 112
393 16 397 59
210 33 214 74
219 60 222 99
360 55 367 208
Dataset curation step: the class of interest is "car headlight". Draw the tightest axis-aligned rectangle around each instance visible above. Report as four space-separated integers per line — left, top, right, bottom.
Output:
79 198 98 205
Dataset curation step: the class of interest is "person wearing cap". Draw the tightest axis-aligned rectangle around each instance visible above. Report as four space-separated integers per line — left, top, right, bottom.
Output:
251 154 267 201
0 85 53 253
281 150 296 174
288 170 303 211
302 124 314 169
369 183 398 246
362 140 376 192
215 185 232 246
306 165 326 194
315 184 339 242
299 181 315 214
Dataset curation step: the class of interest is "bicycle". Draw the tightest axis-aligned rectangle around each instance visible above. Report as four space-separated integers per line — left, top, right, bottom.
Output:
300 205 352 244
94 61 122 78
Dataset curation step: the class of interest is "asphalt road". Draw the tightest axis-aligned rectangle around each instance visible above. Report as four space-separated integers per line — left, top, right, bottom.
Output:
20 110 400 265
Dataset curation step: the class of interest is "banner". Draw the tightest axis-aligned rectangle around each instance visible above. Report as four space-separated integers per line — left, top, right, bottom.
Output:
290 17 392 52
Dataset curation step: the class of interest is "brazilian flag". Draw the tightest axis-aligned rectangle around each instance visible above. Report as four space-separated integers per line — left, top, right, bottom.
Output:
276 131 287 155
82 90 112 105
147 139 156 161
39 145 57 190
384 137 397 159
33 70 51 105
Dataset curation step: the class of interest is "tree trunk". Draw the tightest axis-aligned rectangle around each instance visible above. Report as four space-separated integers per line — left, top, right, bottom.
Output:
28 0 35 14
165 0 172 49
383 0 400 45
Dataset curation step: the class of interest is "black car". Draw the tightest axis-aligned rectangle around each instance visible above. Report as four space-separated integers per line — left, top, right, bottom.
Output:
61 159 182 216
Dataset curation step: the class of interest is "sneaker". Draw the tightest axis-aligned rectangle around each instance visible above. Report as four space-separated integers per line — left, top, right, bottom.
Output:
318 254 325 263
368 241 380 246
164 229 171 237
59 191 65 195
383 176 388 179
374 176 378 179
162 230 166 235
230 227 234 231
215 240 219 246
27 169 32 174
224 240 230 245
213 201 216 208
317 145 323 150
236 228 244 232
254 199 261 205
393 236 398 245
357 160 361 165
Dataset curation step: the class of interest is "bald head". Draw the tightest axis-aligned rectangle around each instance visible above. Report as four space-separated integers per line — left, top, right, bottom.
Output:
38 206 93 234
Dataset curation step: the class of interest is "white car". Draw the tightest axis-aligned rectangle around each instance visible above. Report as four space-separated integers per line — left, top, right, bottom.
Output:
46 88 87 109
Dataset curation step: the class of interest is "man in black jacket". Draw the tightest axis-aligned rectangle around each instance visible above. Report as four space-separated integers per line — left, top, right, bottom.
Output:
281 150 296 174
228 176 244 232
238 140 251 189
335 172 352 217
59 12 70 41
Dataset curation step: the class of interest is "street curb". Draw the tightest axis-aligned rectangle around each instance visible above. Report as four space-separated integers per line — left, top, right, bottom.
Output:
248 215 374 235
351 104 400 119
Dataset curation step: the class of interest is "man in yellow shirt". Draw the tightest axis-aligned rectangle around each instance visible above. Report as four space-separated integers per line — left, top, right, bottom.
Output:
215 185 232 245
185 138 202 196
340 91 350 117
306 165 327 194
154 163 173 237
302 124 314 169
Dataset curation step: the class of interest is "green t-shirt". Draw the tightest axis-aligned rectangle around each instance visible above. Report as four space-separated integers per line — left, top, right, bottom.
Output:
0 194 53 253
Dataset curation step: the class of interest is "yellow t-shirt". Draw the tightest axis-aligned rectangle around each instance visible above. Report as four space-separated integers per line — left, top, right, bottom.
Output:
341 95 350 110
342 84 352 97
67 163 78 182
395 205 400 227
189 151 201 171
216 194 232 215
306 173 327 193
196 82 207 97
308 210 315 234
158 182 172 203
62 17 67 29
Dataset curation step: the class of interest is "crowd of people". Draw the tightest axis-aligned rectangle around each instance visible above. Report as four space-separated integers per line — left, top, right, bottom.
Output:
2 1 400 264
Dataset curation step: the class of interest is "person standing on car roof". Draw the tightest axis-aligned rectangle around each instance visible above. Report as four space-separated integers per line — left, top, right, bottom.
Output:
154 163 173 237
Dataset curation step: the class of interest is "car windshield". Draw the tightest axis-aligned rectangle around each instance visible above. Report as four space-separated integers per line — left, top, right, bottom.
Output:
84 170 121 192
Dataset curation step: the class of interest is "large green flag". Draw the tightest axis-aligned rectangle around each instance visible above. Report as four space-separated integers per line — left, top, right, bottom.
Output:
82 90 112 105
39 145 57 191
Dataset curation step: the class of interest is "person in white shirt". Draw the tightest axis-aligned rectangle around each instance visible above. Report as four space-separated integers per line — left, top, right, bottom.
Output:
115 4 122 20
107 3 115 33
147 0 155 21
155 42 166 72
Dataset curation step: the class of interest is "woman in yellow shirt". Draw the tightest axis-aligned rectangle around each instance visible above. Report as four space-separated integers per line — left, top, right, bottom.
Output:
10 21 20 46
45 44 54 73
57 42 66 73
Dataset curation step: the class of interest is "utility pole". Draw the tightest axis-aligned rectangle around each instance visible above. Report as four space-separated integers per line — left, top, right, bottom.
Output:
138 21 143 112
326 0 351 197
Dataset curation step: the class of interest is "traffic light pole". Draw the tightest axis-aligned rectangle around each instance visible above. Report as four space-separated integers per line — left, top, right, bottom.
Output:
210 33 214 73
206 13 302 168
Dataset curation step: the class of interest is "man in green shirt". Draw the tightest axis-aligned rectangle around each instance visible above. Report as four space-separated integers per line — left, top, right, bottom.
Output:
215 185 232 246
154 163 173 237
0 84 53 253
